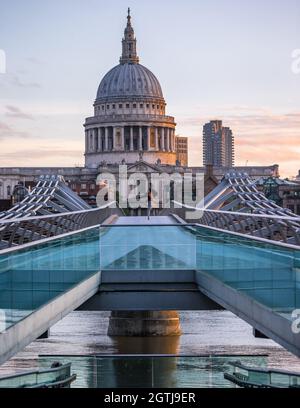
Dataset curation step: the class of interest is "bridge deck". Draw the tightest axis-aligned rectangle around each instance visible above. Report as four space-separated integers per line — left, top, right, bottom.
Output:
0 215 299 364
115 216 177 225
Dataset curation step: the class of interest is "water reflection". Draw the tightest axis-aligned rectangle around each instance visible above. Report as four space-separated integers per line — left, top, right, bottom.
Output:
38 355 268 388
111 336 180 354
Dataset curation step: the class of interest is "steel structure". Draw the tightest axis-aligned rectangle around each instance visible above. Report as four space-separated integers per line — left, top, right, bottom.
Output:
0 175 117 249
174 171 300 245
0 175 90 220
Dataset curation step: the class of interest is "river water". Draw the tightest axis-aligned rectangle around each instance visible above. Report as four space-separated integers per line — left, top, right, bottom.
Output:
1 310 300 387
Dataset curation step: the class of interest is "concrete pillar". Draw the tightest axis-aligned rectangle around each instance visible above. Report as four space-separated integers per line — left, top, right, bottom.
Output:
161 128 165 151
108 311 181 337
139 126 143 150
130 126 134 151
147 126 151 151
105 127 109 151
155 127 159 151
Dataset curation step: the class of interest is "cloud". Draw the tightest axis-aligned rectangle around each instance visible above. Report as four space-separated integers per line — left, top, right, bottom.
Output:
178 108 300 177
5 105 34 120
26 57 43 65
0 148 81 160
9 74 41 88
0 148 83 167
178 111 300 130
0 121 30 139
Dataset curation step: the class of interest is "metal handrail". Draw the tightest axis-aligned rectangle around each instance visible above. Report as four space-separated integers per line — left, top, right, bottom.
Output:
172 201 300 221
172 200 300 246
0 201 118 249
0 202 116 226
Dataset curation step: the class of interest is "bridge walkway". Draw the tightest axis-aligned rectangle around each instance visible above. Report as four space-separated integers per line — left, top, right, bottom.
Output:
0 214 299 364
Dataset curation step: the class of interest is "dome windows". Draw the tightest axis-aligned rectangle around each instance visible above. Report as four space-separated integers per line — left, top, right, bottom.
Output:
95 101 165 116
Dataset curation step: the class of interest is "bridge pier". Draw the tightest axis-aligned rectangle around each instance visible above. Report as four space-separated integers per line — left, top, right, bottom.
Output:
108 311 181 337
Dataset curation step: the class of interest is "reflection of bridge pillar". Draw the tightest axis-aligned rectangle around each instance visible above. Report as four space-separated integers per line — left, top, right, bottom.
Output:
108 311 181 337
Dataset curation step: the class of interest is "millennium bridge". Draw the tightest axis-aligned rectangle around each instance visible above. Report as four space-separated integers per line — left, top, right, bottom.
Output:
0 174 299 365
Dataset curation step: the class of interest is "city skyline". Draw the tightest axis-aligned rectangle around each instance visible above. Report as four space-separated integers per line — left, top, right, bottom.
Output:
0 0 299 177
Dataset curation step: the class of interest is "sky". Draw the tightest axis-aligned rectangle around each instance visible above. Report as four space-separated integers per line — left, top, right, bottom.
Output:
0 0 299 177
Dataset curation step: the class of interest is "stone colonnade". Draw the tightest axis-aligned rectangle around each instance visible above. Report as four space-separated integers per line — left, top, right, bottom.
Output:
85 125 176 153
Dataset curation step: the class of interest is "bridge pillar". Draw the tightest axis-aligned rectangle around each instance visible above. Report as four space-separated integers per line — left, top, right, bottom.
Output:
108 311 181 336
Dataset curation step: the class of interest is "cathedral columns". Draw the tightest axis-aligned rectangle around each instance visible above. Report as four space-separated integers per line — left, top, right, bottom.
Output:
93 128 98 152
172 129 176 152
98 127 102 152
147 126 151 151
113 127 117 150
166 128 170 151
87 130 91 152
121 126 125 150
155 127 159 151
139 126 143 150
130 126 134 151
161 127 165 151
105 127 109 151
85 130 88 153
89 129 94 152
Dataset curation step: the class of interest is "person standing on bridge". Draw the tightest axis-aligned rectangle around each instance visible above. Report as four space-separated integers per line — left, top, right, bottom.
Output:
147 189 152 220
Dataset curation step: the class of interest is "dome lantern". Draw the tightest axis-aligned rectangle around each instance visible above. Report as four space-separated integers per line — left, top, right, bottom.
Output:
120 8 139 65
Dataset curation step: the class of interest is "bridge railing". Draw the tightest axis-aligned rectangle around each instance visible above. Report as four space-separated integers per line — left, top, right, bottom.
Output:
0 202 118 250
171 201 300 246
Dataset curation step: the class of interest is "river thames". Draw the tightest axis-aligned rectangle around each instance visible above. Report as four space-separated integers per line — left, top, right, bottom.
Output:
1 310 299 387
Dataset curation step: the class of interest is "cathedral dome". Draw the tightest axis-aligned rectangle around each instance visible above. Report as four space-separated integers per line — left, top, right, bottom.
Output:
96 63 164 102
84 9 177 169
